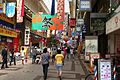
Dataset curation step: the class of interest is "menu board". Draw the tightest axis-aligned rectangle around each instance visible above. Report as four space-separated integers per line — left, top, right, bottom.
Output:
99 59 111 80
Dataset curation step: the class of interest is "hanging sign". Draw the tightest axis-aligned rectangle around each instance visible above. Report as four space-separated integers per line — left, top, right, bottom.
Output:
24 27 30 45
17 0 24 23
6 2 16 17
80 0 91 11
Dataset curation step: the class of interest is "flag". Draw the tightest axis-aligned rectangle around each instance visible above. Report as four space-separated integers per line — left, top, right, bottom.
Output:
32 14 56 30
51 0 55 15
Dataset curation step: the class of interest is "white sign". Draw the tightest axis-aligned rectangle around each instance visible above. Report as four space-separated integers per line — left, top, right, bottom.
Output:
106 12 120 34
24 27 30 45
77 19 84 25
99 59 111 80
80 0 91 11
17 0 23 23
85 36 98 61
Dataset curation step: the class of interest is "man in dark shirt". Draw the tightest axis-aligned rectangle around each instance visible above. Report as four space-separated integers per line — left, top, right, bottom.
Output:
1 47 9 69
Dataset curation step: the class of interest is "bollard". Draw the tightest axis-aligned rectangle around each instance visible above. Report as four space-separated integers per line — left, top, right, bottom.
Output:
113 65 116 80
94 66 97 80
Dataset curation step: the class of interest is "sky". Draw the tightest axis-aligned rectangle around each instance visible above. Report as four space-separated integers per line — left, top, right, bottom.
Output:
43 0 70 14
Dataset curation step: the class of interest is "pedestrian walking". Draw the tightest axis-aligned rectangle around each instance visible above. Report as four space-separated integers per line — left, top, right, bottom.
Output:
9 49 16 66
32 48 37 64
40 48 50 80
1 47 9 69
70 47 74 59
66 47 70 59
55 48 64 79
21 47 25 65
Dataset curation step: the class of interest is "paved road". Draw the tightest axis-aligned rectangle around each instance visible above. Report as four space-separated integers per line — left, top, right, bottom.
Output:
0 58 86 80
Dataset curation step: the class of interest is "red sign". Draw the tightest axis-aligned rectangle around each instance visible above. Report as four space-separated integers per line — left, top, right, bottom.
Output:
17 0 24 23
69 18 76 28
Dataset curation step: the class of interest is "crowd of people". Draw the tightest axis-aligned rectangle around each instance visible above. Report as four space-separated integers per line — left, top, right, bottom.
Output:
0 45 77 80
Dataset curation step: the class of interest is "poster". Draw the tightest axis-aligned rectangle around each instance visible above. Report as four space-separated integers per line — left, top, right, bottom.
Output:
85 36 98 61
98 59 111 80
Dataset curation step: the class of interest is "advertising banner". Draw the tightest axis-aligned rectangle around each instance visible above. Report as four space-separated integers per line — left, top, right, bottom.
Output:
85 36 98 61
6 2 16 17
98 59 111 80
17 0 24 23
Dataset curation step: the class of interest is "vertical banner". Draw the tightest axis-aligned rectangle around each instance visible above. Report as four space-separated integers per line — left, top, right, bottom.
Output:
57 0 64 29
6 2 16 17
17 0 24 23
24 27 30 45
13 34 19 52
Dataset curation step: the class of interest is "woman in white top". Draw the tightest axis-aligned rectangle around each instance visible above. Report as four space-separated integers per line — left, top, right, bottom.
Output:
21 47 25 65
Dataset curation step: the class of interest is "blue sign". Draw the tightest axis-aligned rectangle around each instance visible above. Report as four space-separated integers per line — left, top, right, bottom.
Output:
6 2 16 17
80 0 91 11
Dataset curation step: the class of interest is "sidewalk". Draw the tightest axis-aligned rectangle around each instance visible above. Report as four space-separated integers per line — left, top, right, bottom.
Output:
79 54 94 80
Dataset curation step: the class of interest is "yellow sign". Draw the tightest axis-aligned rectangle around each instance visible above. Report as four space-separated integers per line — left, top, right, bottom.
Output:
0 27 17 37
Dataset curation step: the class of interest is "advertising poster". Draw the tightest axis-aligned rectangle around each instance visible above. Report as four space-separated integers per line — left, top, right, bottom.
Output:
98 59 111 80
6 2 16 17
85 36 98 61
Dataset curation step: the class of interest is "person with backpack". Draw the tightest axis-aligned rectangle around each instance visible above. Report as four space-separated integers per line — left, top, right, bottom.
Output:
40 48 50 80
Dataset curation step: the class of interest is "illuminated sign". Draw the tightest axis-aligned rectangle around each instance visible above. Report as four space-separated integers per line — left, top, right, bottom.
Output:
80 0 91 11
6 2 16 17
98 59 111 80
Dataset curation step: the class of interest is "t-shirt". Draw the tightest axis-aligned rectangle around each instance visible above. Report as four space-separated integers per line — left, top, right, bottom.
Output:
41 53 50 65
55 54 64 64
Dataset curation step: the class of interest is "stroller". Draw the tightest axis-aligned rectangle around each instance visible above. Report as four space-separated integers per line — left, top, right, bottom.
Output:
35 54 41 64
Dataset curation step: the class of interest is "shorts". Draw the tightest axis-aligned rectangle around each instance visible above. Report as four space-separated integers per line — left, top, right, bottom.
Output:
56 64 63 71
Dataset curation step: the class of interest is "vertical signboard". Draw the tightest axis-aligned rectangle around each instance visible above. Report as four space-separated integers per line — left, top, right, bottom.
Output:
17 0 24 23
98 59 111 80
85 36 98 61
6 2 16 17
24 27 30 45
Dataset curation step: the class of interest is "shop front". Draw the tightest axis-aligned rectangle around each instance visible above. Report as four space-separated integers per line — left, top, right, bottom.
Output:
106 11 120 65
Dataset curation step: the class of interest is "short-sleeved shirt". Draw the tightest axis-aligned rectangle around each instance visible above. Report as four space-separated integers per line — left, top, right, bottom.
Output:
41 53 50 65
55 54 64 64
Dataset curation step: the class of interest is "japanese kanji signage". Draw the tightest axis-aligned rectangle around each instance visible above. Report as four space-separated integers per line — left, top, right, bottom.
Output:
17 0 24 23
6 2 16 17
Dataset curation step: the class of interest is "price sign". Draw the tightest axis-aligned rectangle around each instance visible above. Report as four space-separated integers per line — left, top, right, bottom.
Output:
98 59 111 80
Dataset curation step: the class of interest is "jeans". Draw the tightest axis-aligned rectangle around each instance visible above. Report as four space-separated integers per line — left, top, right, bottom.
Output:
1 58 8 68
10 56 16 65
42 64 49 80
